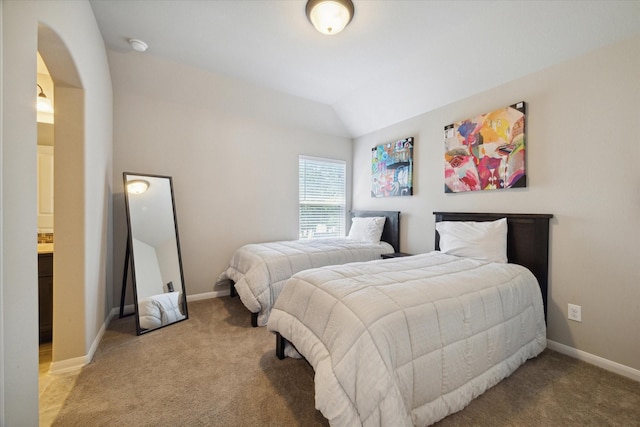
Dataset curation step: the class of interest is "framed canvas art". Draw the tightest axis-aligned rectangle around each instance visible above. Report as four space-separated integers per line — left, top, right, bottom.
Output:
444 102 526 193
371 137 414 197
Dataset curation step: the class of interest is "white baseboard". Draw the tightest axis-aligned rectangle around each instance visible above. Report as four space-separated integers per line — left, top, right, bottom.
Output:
49 355 86 375
187 290 230 301
547 339 640 382
49 307 118 375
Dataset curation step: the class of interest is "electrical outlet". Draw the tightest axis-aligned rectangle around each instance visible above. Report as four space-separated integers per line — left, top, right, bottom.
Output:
568 303 582 322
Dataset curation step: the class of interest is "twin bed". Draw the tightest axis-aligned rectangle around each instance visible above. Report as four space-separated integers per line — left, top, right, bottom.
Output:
216 210 400 326
266 212 552 426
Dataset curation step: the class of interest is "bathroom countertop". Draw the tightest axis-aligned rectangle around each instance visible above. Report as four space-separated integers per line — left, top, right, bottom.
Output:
38 243 54 254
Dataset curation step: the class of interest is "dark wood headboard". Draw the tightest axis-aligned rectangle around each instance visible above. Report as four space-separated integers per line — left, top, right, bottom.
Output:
350 210 400 253
434 212 552 319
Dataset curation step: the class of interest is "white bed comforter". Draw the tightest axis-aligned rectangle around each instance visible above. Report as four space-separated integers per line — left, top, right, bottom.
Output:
267 252 546 426
138 292 185 330
216 238 394 326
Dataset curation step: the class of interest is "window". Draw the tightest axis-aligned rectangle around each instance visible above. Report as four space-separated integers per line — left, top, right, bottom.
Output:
299 156 346 239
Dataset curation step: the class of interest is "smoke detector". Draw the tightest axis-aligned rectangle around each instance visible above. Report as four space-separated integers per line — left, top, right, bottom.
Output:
128 39 148 52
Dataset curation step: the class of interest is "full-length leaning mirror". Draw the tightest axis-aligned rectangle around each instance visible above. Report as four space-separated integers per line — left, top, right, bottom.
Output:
123 172 188 334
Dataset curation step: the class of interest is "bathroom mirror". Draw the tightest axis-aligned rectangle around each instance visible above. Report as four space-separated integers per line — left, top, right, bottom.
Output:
123 172 188 334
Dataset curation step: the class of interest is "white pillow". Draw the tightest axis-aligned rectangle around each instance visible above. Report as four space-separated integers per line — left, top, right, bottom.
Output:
348 216 386 243
435 218 508 263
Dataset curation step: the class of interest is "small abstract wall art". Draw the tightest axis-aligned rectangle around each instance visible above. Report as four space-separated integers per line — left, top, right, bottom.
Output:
444 102 526 193
371 137 414 197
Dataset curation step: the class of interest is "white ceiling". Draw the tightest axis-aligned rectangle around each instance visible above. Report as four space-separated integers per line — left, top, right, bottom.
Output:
89 0 640 137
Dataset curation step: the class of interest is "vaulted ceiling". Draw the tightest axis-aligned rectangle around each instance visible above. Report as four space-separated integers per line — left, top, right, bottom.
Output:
90 0 640 137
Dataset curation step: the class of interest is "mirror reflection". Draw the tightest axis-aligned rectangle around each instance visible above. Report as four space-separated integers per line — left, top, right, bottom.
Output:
123 173 188 334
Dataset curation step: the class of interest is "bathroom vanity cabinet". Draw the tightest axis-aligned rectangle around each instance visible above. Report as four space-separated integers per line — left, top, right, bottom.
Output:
38 252 53 343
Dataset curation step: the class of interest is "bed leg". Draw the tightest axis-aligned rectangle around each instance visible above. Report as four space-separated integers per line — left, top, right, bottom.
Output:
276 332 286 360
229 280 236 298
251 312 258 327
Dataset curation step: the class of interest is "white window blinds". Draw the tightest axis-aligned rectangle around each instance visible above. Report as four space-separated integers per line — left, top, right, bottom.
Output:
299 156 346 239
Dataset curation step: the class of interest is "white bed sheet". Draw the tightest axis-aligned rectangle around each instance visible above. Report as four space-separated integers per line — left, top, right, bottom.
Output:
267 251 546 426
216 237 394 326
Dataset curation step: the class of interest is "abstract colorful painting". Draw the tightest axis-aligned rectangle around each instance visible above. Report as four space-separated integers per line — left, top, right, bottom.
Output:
371 137 413 197
444 102 526 193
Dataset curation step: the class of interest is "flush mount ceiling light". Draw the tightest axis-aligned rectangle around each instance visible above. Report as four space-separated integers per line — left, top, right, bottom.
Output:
306 0 354 35
128 38 148 52
36 84 53 113
127 180 150 194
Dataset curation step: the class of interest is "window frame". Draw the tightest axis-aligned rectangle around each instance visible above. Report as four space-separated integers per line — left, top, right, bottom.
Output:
298 155 347 239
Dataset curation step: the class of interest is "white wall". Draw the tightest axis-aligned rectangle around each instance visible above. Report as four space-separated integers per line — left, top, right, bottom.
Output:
110 50 353 302
353 35 640 373
0 1 112 424
156 238 182 293
131 238 164 299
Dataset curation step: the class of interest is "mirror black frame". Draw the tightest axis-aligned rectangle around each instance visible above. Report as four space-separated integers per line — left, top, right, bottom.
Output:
123 172 188 335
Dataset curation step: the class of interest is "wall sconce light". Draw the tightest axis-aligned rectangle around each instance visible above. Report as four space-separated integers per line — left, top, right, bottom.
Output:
127 180 150 194
306 0 354 35
37 84 53 113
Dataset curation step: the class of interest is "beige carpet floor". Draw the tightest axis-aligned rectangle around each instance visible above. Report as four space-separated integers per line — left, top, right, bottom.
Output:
52 297 640 426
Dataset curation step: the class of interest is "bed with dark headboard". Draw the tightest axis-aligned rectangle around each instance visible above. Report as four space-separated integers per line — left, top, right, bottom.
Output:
434 211 552 318
218 210 401 327
268 211 552 426
351 210 400 253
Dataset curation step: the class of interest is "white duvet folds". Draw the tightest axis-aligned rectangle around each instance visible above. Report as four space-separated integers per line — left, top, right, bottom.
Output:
267 252 547 426
138 291 185 330
216 238 394 326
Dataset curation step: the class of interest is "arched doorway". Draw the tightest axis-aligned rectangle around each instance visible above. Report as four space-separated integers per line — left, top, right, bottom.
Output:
37 24 86 372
